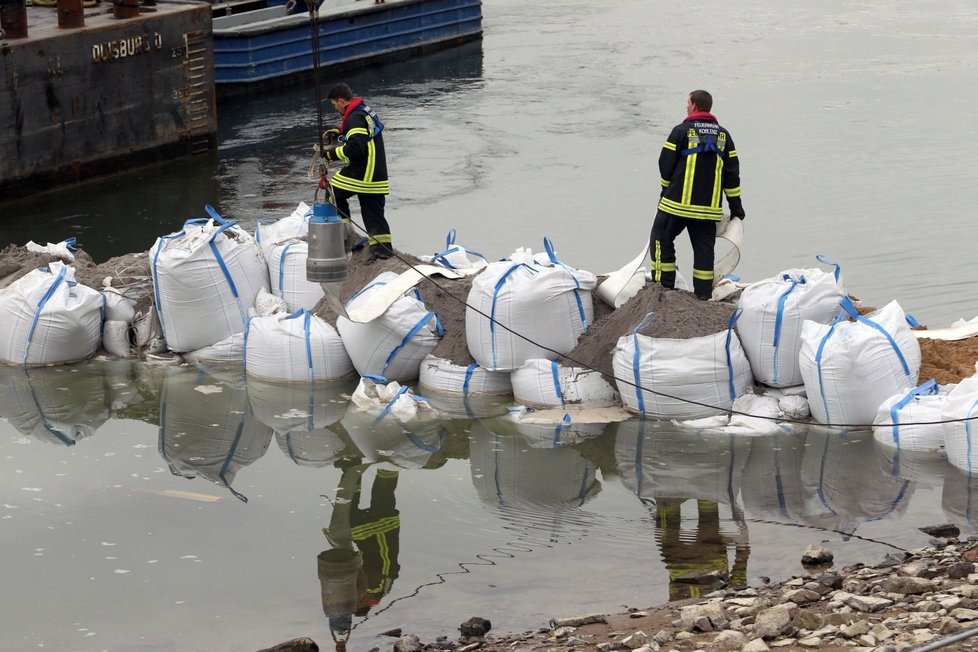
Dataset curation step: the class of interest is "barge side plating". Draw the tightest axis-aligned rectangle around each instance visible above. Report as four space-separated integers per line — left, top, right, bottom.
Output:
1 1 217 200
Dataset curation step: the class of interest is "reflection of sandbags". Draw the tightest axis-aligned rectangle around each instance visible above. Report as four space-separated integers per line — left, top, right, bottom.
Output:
246 310 354 382
511 358 618 409
484 407 615 449
874 438 948 487
248 376 354 433
613 312 753 419
150 218 268 353
0 262 103 366
614 420 750 503
942 466 978 534
942 366 978 473
465 241 597 371
247 376 354 467
0 364 110 445
341 412 444 472
159 366 273 501
800 300 921 426
872 380 948 453
338 272 442 382
740 432 807 520
469 420 600 508
736 260 846 388
799 428 914 534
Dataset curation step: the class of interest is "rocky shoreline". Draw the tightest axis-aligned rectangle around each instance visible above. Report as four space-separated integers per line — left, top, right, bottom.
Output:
261 525 978 652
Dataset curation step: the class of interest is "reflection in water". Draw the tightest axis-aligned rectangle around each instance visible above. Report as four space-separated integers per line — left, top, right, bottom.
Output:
614 421 750 600
943 467 978 536
0 362 113 445
318 412 448 650
247 376 358 467
798 429 915 537
158 366 273 502
469 419 602 509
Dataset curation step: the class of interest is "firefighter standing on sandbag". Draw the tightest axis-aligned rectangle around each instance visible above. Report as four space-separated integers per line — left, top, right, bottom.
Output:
322 83 393 263
650 90 746 300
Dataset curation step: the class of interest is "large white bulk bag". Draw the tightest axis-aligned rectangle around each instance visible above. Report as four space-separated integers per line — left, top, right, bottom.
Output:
266 239 324 312
420 228 489 273
255 202 324 311
254 202 311 251
417 355 513 418
338 273 443 382
511 358 619 409
736 256 847 387
799 299 921 426
612 310 753 419
150 211 268 353
943 365 978 473
465 238 596 372
245 309 353 382
873 380 948 452
0 261 103 366
418 354 512 396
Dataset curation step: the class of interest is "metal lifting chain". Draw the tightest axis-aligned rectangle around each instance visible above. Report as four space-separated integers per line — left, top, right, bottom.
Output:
307 0 336 206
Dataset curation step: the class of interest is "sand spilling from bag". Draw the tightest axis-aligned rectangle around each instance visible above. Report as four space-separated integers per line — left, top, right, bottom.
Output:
3 244 978 385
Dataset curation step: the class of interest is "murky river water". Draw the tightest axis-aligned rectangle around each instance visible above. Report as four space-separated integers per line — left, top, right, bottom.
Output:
2 0 978 650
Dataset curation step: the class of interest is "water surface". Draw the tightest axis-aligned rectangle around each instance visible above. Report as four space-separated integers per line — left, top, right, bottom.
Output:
2 1 978 650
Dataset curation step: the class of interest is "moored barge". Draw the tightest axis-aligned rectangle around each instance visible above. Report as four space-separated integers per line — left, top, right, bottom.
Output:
0 0 217 200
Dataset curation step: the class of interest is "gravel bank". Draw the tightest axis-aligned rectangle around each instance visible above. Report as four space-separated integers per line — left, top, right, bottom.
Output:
259 528 978 652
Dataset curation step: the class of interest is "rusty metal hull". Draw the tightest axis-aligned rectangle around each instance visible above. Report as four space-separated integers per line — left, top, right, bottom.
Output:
0 1 217 200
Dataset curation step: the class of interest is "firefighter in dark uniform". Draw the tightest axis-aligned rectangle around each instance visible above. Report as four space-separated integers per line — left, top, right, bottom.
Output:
650 90 745 300
324 83 393 262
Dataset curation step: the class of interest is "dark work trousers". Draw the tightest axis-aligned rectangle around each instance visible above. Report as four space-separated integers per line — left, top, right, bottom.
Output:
649 209 717 300
333 188 393 255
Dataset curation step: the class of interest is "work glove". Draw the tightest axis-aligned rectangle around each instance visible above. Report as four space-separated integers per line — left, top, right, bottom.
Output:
323 128 341 145
322 143 339 160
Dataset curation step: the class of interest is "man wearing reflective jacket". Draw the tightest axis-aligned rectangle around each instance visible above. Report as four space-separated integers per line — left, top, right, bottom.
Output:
650 90 745 300
324 83 393 262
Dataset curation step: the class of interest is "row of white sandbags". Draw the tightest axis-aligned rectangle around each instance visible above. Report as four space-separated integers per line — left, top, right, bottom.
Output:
872 367 978 474
507 257 923 426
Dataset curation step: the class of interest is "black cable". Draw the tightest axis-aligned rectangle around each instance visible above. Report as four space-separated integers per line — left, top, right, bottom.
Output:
337 208 978 432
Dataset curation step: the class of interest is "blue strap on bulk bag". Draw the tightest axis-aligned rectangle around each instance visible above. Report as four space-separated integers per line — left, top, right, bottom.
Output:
462 362 479 397
628 311 657 414
888 379 939 446
489 263 533 369
382 311 443 376
24 265 68 365
543 236 588 332
771 274 805 385
839 296 912 380
815 254 843 283
724 308 744 402
550 360 565 407
813 315 845 423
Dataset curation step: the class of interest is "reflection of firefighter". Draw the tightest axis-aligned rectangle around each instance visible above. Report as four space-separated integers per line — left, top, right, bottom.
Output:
318 462 401 651
654 498 749 601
